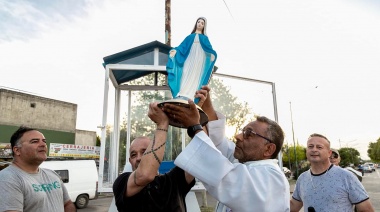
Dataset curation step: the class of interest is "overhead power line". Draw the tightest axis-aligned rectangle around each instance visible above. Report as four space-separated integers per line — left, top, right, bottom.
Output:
221 0 235 21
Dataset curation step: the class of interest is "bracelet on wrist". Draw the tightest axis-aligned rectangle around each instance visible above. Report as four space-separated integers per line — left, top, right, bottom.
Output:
156 128 168 132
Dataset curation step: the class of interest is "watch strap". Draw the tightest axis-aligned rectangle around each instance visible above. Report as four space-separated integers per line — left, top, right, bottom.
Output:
187 124 203 138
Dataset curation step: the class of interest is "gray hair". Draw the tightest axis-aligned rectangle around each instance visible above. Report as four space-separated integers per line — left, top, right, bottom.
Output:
309 133 330 143
256 116 284 159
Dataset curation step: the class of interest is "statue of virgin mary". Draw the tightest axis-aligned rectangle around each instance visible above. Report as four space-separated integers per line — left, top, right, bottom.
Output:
166 17 217 104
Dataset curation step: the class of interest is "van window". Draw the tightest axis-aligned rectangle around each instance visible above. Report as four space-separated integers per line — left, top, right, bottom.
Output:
55 170 69 183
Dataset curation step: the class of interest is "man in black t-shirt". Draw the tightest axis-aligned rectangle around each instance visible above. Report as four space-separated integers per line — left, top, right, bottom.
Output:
112 102 195 211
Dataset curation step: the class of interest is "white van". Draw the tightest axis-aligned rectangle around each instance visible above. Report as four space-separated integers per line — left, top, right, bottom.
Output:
40 160 98 209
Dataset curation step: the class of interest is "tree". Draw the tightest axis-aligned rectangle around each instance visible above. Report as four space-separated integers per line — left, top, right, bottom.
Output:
281 144 306 170
339 147 360 167
209 78 254 140
96 135 101 146
368 137 380 163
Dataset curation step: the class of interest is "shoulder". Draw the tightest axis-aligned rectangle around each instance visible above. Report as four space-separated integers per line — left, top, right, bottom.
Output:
115 172 132 181
114 172 132 187
0 166 14 180
0 166 24 189
160 166 190 185
39 167 55 173
331 166 354 177
0 165 21 179
113 172 132 197
198 34 210 42
246 160 281 170
198 34 211 42
40 167 60 176
297 170 310 181
199 34 208 38
39 168 65 182
0 166 12 175
246 160 285 178
178 34 195 47
185 34 195 39
328 166 362 187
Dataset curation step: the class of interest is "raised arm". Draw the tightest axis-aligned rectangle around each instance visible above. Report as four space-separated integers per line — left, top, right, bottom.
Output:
126 102 169 197
196 86 235 161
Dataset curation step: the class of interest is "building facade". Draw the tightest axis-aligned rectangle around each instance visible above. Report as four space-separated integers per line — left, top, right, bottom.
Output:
0 88 96 157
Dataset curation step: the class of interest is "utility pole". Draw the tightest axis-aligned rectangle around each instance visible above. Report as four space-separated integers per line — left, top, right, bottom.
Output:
287 141 291 170
290 101 298 177
165 0 171 46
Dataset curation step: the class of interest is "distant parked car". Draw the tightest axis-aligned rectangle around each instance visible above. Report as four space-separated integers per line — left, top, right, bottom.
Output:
362 164 372 173
282 167 291 178
366 163 375 171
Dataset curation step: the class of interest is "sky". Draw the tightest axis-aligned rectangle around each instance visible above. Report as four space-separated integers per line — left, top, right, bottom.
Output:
1 0 380 160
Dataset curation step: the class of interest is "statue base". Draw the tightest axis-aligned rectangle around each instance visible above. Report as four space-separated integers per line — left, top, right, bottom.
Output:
158 99 208 128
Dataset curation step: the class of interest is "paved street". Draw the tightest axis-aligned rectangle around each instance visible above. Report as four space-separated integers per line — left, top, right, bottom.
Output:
80 169 380 212
362 169 380 210
78 194 113 212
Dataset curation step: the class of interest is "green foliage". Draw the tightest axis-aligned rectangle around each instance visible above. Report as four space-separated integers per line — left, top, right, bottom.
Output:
282 143 306 174
96 135 101 146
367 137 380 163
209 78 254 140
339 147 360 167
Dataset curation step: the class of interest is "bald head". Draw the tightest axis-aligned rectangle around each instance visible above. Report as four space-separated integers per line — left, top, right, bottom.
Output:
129 136 151 171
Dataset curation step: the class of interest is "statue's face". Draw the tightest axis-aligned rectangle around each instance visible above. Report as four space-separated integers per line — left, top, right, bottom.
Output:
196 19 205 31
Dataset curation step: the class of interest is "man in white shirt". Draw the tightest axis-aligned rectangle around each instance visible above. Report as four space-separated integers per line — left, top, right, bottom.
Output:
163 86 290 212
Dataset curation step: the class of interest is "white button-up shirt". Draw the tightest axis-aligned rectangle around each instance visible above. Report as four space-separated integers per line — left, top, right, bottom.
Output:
175 112 290 212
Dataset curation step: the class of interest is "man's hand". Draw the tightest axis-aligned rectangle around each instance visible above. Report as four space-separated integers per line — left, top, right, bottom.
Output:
194 86 208 108
163 100 200 128
148 102 169 127
196 86 217 121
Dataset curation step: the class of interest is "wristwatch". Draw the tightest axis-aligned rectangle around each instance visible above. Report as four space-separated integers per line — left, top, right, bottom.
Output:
187 124 203 138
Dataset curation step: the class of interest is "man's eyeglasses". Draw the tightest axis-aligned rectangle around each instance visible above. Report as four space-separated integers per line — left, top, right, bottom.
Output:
240 128 273 143
330 153 339 159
